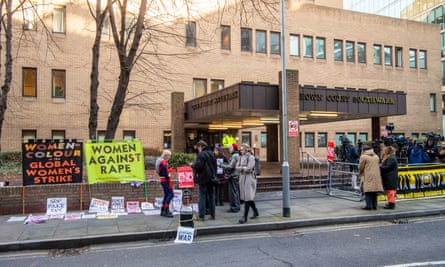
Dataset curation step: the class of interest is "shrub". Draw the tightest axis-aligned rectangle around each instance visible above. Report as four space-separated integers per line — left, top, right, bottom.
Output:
169 152 196 169
0 151 22 174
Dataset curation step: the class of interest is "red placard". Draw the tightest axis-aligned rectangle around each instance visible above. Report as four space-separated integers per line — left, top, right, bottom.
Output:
177 166 194 188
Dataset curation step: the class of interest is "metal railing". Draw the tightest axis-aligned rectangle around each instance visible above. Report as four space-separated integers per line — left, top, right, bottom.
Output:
300 151 325 188
326 161 362 201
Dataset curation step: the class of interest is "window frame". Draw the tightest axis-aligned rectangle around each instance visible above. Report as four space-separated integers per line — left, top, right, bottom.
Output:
430 93 436 112
186 21 196 47
270 31 281 55
409 49 417 68
163 131 171 149
419 50 427 69
255 30 267 54
345 41 355 63
334 39 343 62
241 28 252 52
384 45 393 66
192 78 207 98
373 44 382 65
395 47 403 67
22 67 37 97
315 37 326 59
357 42 366 63
304 132 315 148
289 34 300 57
317 132 327 147
210 79 224 93
53 5 66 33
51 69 66 99
221 25 231 50
303 35 313 58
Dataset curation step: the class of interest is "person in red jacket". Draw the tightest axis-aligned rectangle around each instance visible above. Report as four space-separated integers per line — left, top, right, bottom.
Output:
157 150 174 217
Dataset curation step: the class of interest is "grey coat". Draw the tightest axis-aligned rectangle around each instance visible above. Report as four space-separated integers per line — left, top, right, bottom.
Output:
236 152 257 201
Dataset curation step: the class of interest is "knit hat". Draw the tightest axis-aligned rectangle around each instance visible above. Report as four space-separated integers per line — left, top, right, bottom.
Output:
215 144 222 151
231 143 239 151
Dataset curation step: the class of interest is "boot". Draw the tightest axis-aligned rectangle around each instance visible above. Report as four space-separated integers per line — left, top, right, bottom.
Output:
250 201 259 219
239 202 250 224
160 207 165 216
161 206 173 217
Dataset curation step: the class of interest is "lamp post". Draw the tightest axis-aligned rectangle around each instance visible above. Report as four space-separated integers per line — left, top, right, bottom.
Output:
280 0 290 217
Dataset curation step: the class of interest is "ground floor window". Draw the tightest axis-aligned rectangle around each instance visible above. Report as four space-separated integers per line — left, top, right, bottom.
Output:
305 132 315 147
123 130 136 141
241 132 251 147
163 131 171 149
51 130 65 141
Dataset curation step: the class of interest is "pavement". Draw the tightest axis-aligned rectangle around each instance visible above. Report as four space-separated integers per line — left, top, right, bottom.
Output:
0 189 444 252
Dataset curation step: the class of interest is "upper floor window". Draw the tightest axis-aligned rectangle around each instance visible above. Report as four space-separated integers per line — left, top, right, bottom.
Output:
210 79 224 93
53 6 66 33
315 37 325 59
430 93 436 112
290 34 300 56
23 67 37 97
270 31 281 55
419 50 427 69
409 49 417 68
52 69 65 98
241 28 252 52
373 44 382 65
334 39 343 61
193 78 206 98
395 47 403 67
23 1 37 30
346 41 354 62
22 129 37 143
163 131 172 149
384 46 392 66
186 22 196 47
256 30 266 54
221 25 231 50
303 36 313 58
52 130 65 141
357 42 366 63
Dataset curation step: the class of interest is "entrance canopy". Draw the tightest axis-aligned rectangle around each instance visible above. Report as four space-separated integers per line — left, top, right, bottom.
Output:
184 83 406 129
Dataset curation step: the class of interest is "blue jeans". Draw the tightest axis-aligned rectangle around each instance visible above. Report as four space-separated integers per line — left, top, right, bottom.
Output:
161 182 174 208
198 183 215 218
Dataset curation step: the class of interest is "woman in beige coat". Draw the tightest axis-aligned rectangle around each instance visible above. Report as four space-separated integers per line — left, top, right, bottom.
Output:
359 146 383 210
236 144 258 224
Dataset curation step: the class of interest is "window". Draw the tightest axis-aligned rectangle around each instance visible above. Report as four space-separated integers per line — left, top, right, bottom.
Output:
241 28 252 52
163 131 171 149
270 31 280 55
123 130 136 141
97 130 106 141
395 47 403 67
384 46 392 66
334 39 343 61
52 69 65 98
317 133 327 147
409 49 417 68
256 30 266 53
52 130 65 141
346 41 354 62
261 132 267 148
347 133 356 145
22 130 37 143
430 93 436 112
303 36 313 58
241 132 251 147
373 44 382 65
411 133 419 139
419 50 427 69
23 68 37 97
304 132 314 147
193 78 206 98
23 1 37 30
290 34 300 56
357 43 366 63
358 133 368 143
210 79 224 93
221 25 231 50
53 6 66 33
335 133 344 146
186 22 196 47
315 37 325 59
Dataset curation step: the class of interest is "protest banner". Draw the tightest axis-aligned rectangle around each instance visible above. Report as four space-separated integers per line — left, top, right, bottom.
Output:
84 140 145 184
177 166 194 188
22 140 83 186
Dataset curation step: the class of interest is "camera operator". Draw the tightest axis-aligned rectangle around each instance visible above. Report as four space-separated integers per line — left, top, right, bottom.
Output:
423 136 439 163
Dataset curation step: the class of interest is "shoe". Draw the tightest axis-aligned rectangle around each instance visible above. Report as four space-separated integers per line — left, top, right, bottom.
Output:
249 215 258 219
195 217 205 221
238 217 246 224
162 209 174 218
226 209 239 213
208 216 215 220
384 203 395 209
361 207 372 210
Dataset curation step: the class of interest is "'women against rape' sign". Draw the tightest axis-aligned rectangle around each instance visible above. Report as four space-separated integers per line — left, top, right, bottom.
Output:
22 141 83 186
84 140 145 184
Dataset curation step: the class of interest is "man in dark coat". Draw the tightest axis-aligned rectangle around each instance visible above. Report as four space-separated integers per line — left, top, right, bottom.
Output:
191 140 217 221
380 146 399 209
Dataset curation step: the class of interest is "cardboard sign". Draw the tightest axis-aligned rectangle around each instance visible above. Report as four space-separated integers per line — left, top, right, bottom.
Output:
111 196 125 213
126 201 141 214
22 141 83 186
175 226 195 244
172 190 183 212
84 140 145 184
177 166 194 188
46 198 67 216
89 198 109 213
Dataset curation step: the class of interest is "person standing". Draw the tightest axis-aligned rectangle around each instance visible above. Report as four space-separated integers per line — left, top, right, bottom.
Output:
214 144 228 206
380 146 399 209
222 143 241 213
236 144 259 224
358 145 383 210
191 140 217 221
157 150 174 217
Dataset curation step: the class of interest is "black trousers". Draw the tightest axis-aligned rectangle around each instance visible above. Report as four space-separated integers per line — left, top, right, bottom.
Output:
364 192 378 209
227 177 240 211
